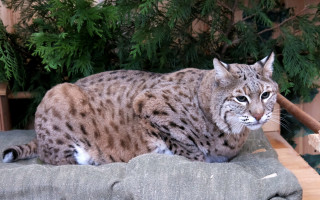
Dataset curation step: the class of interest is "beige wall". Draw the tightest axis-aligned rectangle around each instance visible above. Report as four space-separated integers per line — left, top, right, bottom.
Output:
294 88 320 155
285 0 320 13
0 2 20 33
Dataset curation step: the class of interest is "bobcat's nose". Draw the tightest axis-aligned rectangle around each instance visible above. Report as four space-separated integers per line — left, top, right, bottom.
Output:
252 112 264 121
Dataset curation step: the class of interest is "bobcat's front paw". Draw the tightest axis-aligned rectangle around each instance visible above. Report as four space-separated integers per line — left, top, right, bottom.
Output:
205 155 229 163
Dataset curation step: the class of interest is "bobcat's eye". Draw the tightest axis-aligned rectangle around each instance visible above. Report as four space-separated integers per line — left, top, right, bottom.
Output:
236 96 248 103
261 92 270 100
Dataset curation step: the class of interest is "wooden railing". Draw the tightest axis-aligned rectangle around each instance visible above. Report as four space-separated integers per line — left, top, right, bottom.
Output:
277 94 320 134
275 94 320 152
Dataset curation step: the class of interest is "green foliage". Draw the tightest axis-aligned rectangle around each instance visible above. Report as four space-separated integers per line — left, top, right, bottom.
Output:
3 0 320 98
117 0 320 100
28 0 119 78
301 154 320 174
2 0 120 82
1 0 121 127
0 20 24 89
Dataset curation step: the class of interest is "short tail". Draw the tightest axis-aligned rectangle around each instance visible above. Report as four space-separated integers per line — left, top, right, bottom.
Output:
2 138 38 163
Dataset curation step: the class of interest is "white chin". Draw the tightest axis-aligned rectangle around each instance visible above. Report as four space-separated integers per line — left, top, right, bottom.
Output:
246 124 263 130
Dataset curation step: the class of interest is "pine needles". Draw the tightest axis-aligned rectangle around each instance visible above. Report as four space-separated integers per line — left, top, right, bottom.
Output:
28 0 119 77
0 20 24 90
118 0 320 100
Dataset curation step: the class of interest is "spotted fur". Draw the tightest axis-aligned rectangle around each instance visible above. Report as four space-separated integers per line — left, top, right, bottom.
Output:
2 53 278 165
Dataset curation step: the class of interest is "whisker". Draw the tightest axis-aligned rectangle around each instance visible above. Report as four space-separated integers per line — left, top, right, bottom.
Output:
270 111 291 118
267 118 292 133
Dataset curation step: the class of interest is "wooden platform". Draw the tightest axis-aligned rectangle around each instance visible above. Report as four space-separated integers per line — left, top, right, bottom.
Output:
265 131 320 200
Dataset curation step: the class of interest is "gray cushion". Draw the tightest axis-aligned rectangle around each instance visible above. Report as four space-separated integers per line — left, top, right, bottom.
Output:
0 129 302 200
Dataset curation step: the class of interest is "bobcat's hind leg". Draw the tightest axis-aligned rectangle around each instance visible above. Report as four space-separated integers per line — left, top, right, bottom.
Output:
73 146 101 165
133 86 208 161
35 83 104 165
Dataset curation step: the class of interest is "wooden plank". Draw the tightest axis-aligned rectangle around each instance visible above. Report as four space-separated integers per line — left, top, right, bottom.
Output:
0 82 10 130
0 97 11 131
8 92 33 99
0 96 10 130
265 131 320 200
299 88 320 122
0 1 20 33
0 83 8 96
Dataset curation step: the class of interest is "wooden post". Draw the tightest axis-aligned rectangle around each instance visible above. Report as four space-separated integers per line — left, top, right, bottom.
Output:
0 83 11 131
277 93 320 152
277 93 320 133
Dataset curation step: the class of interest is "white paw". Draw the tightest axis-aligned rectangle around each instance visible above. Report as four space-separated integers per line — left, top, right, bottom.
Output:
205 155 229 163
153 143 173 155
74 146 92 165
3 152 14 163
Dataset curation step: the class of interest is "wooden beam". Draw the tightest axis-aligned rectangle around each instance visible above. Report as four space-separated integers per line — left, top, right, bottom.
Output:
8 92 33 99
277 93 320 133
0 83 8 96
0 82 11 130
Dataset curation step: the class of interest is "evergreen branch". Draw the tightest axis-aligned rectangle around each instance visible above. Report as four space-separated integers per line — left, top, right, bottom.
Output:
236 14 256 25
258 6 309 35
216 1 232 12
221 5 311 56
221 0 238 56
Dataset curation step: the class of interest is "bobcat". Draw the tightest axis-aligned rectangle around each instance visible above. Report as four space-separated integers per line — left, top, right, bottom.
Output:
3 53 278 165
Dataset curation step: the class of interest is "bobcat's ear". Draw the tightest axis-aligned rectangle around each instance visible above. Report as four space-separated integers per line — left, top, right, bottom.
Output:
258 52 275 78
213 58 232 86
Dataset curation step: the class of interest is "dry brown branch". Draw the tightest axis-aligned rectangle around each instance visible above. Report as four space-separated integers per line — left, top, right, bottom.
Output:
220 6 311 55
216 1 233 12
220 0 238 56
258 6 309 35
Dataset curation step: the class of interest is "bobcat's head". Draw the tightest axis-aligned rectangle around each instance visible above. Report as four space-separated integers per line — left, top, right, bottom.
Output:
211 53 278 134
